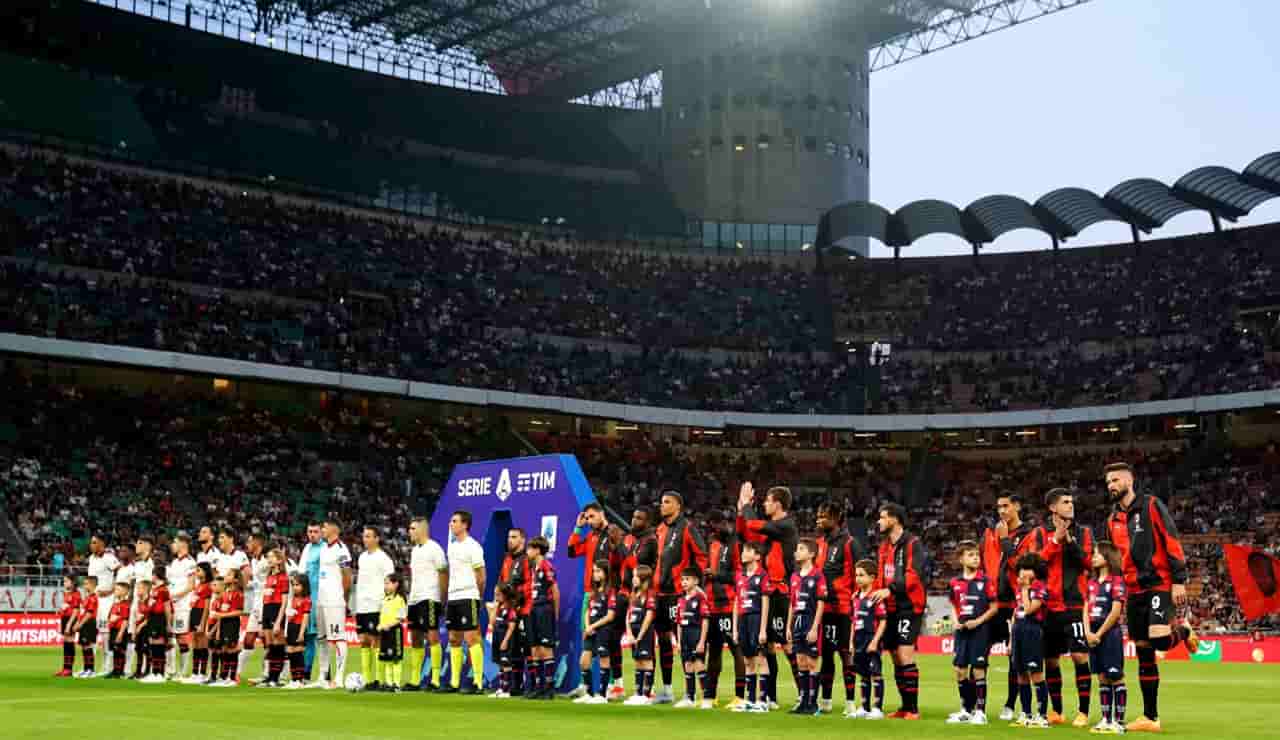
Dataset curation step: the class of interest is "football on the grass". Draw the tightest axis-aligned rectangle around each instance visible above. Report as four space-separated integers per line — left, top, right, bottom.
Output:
344 673 366 692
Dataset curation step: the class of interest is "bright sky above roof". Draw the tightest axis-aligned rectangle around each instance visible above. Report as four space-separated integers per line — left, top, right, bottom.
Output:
870 0 1280 257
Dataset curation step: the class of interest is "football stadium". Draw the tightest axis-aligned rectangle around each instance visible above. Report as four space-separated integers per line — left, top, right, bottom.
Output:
1 0 1279 737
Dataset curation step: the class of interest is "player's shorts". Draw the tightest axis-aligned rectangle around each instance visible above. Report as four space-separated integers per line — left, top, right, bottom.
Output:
96 594 114 632
446 599 481 632
791 616 821 658
286 623 304 647
78 623 99 647
529 603 557 648
246 602 264 632
991 605 1013 645
188 608 205 634
172 604 193 635
821 612 852 656
631 629 655 660
679 627 706 663
584 629 612 659
767 593 789 645
1125 590 1170 643
145 614 168 640
516 614 532 654
215 616 241 649
655 595 680 634
708 613 736 654
882 610 922 650
407 599 440 632
61 615 73 634
379 626 404 662
737 613 763 658
1089 624 1124 680
609 596 628 651
952 626 992 669
1044 609 1088 656
315 603 347 642
1010 621 1044 674
109 630 128 652
356 611 380 636
854 646 882 677
261 604 282 633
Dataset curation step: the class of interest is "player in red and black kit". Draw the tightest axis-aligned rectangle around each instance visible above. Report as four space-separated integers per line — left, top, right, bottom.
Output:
1036 488 1095 726
980 491 1039 718
284 574 311 687
654 491 708 704
525 536 559 700
57 574 82 676
498 527 530 696
869 502 926 720
619 507 658 698
816 502 863 714
786 539 828 716
568 502 617 697
260 549 291 686
731 541 773 712
143 569 173 682
1105 462 1197 732
736 481 798 707
705 511 745 707
106 582 132 678
73 577 100 678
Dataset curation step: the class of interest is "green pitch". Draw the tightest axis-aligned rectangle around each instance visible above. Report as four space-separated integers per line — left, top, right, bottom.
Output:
2 649 1276 739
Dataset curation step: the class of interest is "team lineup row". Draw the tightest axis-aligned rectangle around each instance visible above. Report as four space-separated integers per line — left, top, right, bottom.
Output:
54 463 1196 733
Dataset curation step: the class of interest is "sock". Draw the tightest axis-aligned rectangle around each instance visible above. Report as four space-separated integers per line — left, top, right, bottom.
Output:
859 674 871 711
272 645 287 682
786 652 801 694
820 652 835 701
511 658 524 692
429 643 443 686
236 648 250 680
634 668 644 696
901 663 919 713
333 641 348 683
405 647 422 686
63 642 75 671
746 672 757 703
542 658 556 692
698 670 710 700
1100 683 1113 724
178 644 190 676
316 640 330 682
125 643 136 675
736 674 746 699
1019 680 1033 715
290 651 304 682
611 645 623 682
363 647 376 681
843 662 857 702
499 663 510 693
210 652 222 681
450 646 465 688
167 643 176 675
764 652 779 702
684 671 696 701
1114 682 1128 725
958 677 972 711
392 660 403 686
468 643 485 689
151 644 165 675
1076 667 1092 715
1036 679 1049 717
587 666 598 696
194 648 207 677
659 638 674 687
1047 664 1063 714
873 675 884 710
975 677 988 712
1137 647 1159 721
113 648 126 675
225 652 239 680
1006 664 1019 709
527 662 539 693
82 646 95 673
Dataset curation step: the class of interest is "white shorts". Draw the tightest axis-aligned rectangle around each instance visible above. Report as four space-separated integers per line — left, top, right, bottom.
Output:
173 603 193 635
315 603 347 642
96 594 115 632
246 604 264 633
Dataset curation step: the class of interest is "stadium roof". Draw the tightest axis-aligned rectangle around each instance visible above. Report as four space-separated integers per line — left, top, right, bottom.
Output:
817 151 1280 251
238 0 1095 100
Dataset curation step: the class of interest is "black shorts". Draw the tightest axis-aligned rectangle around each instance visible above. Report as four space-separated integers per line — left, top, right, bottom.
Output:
109 631 129 652
655 595 680 633
145 614 168 640
791 616 821 658
1089 625 1125 680
1126 590 1171 643
446 599 481 632
262 604 282 632
379 626 404 661
821 612 852 656
1011 621 1044 674
708 613 736 654
584 630 612 659
61 616 73 635
215 617 241 649
854 647 882 677
679 627 705 663
529 603 556 648
408 600 440 632
286 623 304 647
609 596 628 651
882 611 921 650
78 624 98 646
952 626 992 669
991 606 1013 645
356 612 380 636
631 629 655 660
766 593 789 645
738 613 763 658
1044 609 1088 656
190 608 205 633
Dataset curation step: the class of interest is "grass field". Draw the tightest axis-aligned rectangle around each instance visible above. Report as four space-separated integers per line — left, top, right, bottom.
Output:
2 649 1276 739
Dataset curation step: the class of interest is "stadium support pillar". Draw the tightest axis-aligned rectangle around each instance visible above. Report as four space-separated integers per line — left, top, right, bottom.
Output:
893 246 901 260
1050 234 1060 251
1210 212 1223 233
1129 223 1141 244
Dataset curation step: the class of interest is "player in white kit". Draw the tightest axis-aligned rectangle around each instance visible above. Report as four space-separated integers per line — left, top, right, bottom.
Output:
355 527 396 687
406 517 447 691
310 519 353 690
195 526 219 567
242 534 271 684
86 535 120 676
167 534 198 678
210 528 250 682
129 538 156 678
